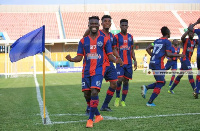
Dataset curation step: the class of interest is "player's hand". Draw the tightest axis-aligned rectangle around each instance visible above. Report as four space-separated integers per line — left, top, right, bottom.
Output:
188 23 195 31
196 18 200 24
65 54 72 61
116 58 124 66
134 61 137 71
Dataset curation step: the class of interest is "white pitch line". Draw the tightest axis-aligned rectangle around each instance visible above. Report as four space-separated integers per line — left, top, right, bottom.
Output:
51 113 86 116
34 76 52 125
51 112 200 124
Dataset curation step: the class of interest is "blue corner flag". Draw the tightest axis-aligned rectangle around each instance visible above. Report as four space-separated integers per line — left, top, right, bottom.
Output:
9 25 45 62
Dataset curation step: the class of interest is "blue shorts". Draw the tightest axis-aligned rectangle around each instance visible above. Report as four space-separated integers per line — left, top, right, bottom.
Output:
104 63 118 82
149 63 165 83
197 54 200 70
180 58 192 70
165 60 177 70
149 63 164 70
151 69 165 83
82 74 104 92
154 74 165 83
116 64 133 79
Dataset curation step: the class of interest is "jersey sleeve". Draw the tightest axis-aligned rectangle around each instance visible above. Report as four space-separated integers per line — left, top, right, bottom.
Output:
166 40 172 52
131 35 134 47
110 34 116 48
104 37 113 55
113 34 118 48
168 46 172 53
194 29 200 35
165 40 172 52
77 39 84 56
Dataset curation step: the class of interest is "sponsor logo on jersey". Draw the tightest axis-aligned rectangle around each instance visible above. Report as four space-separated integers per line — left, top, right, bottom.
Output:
187 47 194 52
120 45 130 50
87 53 101 60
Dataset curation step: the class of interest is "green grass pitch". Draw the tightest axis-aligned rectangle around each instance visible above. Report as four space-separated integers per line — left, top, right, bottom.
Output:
0 70 200 130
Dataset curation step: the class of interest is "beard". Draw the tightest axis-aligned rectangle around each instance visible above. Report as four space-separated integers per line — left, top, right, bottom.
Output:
104 28 109 31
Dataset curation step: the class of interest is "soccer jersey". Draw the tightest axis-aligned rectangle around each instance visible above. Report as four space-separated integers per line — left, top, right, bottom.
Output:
165 46 179 70
171 46 180 61
149 37 171 69
99 30 115 66
143 56 147 63
194 29 200 55
143 56 148 67
182 38 197 61
99 30 114 46
77 34 113 77
114 33 134 65
193 29 200 70
165 60 178 70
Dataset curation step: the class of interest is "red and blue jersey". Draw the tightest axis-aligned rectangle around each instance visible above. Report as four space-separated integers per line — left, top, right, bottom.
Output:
99 30 115 46
99 30 115 65
114 33 134 65
194 29 200 55
182 38 197 61
150 38 171 69
77 34 113 77
171 46 180 61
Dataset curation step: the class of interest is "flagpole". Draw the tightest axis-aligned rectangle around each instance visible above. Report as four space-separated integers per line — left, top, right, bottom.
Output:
43 51 46 124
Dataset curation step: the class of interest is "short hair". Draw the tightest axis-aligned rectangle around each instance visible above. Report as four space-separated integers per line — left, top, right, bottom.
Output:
161 26 169 36
89 16 100 21
120 19 128 24
101 15 112 21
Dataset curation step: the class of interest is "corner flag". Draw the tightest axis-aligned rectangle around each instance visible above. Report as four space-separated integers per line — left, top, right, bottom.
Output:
9 25 47 124
9 25 45 62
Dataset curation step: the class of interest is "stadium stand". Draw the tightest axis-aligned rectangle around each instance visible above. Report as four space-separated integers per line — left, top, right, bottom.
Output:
178 11 200 27
0 3 200 74
0 13 60 40
62 12 105 39
110 11 183 38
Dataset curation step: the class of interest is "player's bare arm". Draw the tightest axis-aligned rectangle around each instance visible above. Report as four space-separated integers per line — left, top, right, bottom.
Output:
66 54 83 62
188 18 200 31
181 30 189 43
112 47 120 58
112 46 123 64
146 44 154 56
166 51 185 58
108 54 123 66
83 28 90 37
132 46 137 71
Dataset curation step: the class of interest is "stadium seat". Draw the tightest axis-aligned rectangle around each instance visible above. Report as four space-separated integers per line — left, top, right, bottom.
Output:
0 13 59 40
